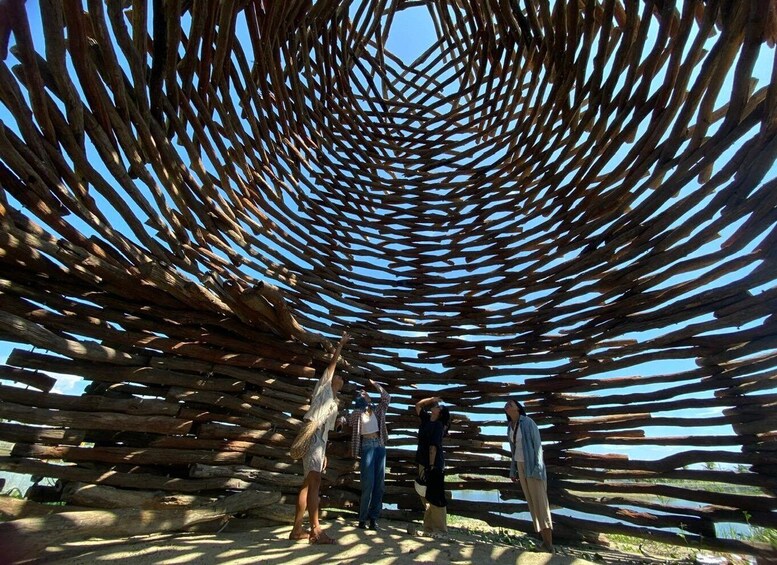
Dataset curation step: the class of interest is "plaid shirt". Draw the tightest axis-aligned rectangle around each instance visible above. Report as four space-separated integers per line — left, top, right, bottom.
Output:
347 384 390 458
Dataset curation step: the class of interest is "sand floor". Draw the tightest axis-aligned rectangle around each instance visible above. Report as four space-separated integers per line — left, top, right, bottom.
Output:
39 520 605 565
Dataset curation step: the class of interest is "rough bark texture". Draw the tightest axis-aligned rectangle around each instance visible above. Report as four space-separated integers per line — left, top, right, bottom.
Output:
0 0 775 559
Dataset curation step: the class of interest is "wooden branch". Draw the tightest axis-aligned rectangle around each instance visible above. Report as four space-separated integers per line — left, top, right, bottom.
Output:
0 402 192 435
0 457 253 492
0 311 143 366
0 490 281 563
61 482 216 509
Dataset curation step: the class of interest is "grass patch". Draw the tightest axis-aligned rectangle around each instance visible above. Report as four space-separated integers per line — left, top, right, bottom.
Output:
1 488 24 499
448 514 772 563
606 533 696 561
750 526 777 549
448 515 537 550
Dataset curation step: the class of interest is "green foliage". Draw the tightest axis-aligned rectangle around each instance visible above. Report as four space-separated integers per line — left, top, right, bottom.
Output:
720 520 777 549
677 522 689 546
458 526 535 549
447 516 535 550
607 533 693 560
750 526 777 549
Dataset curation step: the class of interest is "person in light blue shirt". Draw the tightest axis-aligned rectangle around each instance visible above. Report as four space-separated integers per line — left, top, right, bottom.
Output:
505 398 553 553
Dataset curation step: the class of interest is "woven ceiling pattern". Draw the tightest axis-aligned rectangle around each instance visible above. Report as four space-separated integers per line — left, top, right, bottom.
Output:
0 0 776 556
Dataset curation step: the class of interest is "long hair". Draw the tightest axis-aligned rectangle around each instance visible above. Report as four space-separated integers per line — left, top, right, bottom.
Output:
505 398 526 423
439 406 451 437
305 371 339 429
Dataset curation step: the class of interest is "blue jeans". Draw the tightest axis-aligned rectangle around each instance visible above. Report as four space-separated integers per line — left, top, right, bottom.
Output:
359 437 386 522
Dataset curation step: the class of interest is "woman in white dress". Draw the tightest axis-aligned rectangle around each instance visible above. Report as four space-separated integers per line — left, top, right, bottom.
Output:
289 332 350 545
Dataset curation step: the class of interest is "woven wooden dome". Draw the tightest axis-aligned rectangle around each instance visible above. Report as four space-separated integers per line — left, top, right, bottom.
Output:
0 0 775 557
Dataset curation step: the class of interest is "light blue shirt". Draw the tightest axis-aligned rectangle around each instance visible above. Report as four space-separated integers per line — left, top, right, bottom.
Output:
508 415 547 481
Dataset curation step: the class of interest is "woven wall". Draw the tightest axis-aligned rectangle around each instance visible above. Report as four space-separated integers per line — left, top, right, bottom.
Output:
0 0 775 556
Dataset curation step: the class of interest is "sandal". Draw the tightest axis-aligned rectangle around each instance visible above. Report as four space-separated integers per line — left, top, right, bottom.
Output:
288 530 308 541
309 529 337 545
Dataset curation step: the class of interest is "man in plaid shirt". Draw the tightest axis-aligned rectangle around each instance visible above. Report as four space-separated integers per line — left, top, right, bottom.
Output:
348 378 391 530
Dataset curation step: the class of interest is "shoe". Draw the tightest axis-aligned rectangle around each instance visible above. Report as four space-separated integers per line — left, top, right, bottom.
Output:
357 521 367 529
368 520 379 530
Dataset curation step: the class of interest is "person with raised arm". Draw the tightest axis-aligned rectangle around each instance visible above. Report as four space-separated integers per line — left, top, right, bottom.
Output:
289 331 350 545
348 378 391 530
414 396 451 535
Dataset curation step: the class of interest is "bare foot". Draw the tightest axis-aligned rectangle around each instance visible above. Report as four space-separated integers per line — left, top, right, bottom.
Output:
288 529 307 541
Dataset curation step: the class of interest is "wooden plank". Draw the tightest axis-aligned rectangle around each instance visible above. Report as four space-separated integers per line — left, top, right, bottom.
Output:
0 490 281 563
0 402 192 435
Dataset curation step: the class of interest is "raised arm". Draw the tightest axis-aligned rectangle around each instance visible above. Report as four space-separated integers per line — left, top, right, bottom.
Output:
415 396 441 415
322 331 350 382
370 378 390 406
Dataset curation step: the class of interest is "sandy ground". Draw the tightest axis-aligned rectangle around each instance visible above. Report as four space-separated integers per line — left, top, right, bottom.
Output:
40 520 603 565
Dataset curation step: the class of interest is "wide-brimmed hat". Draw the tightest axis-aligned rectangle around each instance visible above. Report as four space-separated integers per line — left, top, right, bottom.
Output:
414 478 427 498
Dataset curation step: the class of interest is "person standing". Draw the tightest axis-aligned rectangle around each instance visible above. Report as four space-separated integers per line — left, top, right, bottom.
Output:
289 332 350 545
348 378 390 530
414 396 450 535
505 398 554 553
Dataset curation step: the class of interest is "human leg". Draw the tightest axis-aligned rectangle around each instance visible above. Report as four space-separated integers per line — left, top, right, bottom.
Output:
422 499 433 532
306 470 322 532
433 470 448 533
516 463 541 531
424 502 447 533
301 434 336 543
289 474 310 540
540 527 554 553
358 439 377 523
517 464 553 551
306 471 335 545
438 503 448 533
525 476 552 533
368 444 386 522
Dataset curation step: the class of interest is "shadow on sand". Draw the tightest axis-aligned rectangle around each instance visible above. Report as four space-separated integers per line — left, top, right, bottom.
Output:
37 520 604 565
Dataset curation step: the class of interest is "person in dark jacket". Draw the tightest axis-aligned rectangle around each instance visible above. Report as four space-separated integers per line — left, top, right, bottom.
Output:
414 396 450 534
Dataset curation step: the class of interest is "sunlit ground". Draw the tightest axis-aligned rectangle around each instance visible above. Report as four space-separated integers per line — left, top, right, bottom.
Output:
41 519 601 565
